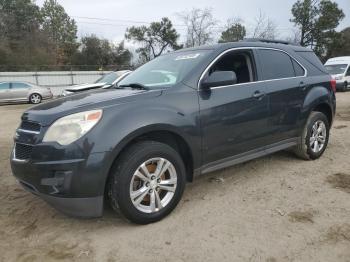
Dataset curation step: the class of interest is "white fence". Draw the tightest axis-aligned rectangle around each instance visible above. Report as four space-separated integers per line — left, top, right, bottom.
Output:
0 71 112 96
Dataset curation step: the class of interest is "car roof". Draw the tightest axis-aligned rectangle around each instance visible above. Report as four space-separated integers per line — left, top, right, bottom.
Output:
175 40 311 54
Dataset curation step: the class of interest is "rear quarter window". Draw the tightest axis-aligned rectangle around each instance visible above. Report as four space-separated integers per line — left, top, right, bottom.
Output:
296 51 327 75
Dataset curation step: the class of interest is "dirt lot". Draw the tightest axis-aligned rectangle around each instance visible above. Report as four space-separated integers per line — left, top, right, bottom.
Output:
0 93 350 262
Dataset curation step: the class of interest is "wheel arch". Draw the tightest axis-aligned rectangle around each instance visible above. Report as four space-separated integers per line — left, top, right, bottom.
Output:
302 86 335 127
105 125 196 191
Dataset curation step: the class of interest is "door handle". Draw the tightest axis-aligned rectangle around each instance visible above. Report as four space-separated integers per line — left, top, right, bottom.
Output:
252 91 265 99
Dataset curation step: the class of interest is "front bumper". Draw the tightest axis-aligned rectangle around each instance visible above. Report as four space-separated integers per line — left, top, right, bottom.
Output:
10 146 111 218
19 179 103 218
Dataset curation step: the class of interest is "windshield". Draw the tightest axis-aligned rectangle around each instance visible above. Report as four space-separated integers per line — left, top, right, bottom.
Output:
118 50 210 89
325 64 348 75
95 72 125 85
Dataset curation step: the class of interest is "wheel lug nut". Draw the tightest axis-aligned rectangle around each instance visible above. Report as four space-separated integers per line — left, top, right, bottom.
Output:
151 176 156 180
157 179 161 183
146 182 150 187
156 187 160 191
149 189 153 193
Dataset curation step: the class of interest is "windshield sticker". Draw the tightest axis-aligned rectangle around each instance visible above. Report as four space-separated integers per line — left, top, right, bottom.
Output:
175 53 201 60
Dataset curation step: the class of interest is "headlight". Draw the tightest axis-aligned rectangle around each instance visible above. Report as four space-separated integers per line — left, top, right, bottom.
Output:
43 109 103 145
334 76 343 80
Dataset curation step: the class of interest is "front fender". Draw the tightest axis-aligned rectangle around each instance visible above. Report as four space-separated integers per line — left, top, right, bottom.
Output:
89 87 201 184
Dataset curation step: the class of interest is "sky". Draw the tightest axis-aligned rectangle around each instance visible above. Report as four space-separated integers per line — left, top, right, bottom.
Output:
35 0 350 45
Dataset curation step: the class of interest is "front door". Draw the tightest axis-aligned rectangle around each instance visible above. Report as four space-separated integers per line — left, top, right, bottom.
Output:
199 49 270 166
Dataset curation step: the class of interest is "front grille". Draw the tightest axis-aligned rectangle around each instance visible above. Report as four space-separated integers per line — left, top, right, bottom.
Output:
20 121 41 132
15 143 33 160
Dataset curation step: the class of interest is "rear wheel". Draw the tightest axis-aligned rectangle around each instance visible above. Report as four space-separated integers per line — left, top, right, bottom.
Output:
293 111 330 160
29 93 42 104
108 141 186 224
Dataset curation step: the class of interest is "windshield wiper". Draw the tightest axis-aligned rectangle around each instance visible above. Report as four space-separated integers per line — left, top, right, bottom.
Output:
118 83 149 90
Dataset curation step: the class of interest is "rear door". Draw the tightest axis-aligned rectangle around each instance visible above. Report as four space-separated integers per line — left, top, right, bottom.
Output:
256 48 306 145
10 82 30 100
0 82 11 101
199 49 270 165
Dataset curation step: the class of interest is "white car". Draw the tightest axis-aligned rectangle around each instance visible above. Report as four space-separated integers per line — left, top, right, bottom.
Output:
61 70 132 96
325 57 350 91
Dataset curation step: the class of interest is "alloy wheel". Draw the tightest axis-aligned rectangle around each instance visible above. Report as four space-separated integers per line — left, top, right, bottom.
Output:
129 157 177 214
30 94 41 104
310 120 327 153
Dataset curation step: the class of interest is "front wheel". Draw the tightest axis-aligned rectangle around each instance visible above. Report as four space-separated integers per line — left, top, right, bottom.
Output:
293 111 330 160
108 141 186 224
29 93 42 104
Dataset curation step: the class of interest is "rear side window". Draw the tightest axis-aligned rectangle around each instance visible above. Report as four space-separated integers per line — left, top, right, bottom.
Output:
258 49 295 80
12 83 30 89
0 83 9 90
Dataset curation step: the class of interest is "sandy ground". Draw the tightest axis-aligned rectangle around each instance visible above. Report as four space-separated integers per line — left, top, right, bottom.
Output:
0 93 350 262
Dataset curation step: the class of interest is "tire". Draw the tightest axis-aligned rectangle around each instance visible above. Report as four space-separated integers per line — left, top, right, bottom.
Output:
108 141 186 224
293 111 330 160
29 93 42 104
345 82 348 91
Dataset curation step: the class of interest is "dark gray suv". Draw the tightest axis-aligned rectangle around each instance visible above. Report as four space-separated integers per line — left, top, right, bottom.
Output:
11 40 336 224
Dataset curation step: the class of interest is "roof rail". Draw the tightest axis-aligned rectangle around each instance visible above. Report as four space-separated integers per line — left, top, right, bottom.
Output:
241 38 300 46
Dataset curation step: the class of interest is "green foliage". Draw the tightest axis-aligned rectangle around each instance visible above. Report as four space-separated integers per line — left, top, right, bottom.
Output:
326 27 350 58
41 0 78 64
72 35 132 69
0 0 132 71
126 17 181 62
219 23 246 43
291 0 345 59
0 0 56 70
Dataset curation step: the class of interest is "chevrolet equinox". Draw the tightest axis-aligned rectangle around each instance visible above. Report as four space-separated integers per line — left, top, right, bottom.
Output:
11 40 336 224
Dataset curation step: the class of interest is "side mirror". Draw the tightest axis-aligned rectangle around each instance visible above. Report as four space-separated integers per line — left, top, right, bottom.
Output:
201 71 237 89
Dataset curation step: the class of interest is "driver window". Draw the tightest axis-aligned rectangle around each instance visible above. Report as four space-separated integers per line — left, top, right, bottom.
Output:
209 50 256 84
346 66 350 76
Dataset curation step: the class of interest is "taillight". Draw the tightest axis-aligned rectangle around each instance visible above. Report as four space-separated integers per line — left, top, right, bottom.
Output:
330 78 336 93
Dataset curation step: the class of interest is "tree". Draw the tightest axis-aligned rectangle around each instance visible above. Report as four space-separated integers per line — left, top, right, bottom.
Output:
112 41 133 67
72 35 132 69
41 0 78 64
0 0 42 41
179 8 218 47
326 27 350 58
219 19 246 43
291 0 345 58
125 17 181 62
0 0 56 70
252 11 278 40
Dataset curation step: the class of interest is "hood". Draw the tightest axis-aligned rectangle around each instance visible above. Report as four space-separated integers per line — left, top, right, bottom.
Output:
65 83 108 92
22 88 162 126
